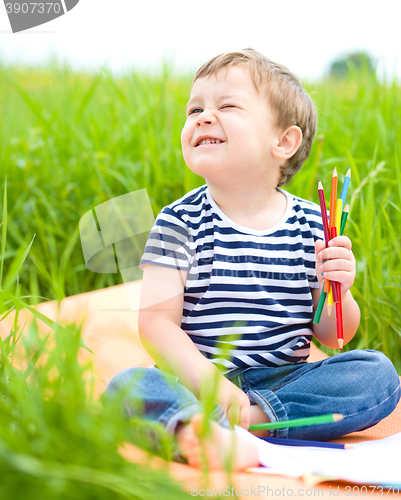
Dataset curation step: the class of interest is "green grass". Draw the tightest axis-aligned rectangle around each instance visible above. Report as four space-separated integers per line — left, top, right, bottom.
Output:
0 58 400 496
0 309 193 499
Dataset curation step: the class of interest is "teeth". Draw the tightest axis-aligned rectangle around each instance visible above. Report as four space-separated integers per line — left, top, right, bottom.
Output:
198 138 221 145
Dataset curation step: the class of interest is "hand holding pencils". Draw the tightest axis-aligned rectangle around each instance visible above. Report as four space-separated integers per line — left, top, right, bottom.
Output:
313 168 353 349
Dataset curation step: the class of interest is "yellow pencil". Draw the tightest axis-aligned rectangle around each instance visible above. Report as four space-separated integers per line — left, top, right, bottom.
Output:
335 199 342 235
327 285 333 316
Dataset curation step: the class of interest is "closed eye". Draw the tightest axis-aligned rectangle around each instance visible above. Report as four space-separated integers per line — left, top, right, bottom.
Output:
188 105 235 116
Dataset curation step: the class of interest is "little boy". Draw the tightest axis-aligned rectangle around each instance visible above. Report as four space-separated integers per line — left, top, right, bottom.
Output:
104 49 401 470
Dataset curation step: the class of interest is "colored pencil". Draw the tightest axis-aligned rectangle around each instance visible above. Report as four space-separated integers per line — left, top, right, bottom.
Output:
313 284 327 324
248 413 343 431
260 436 353 450
327 294 333 316
330 226 340 304
335 198 342 235
340 168 351 204
340 204 349 236
336 300 344 350
313 181 330 324
329 225 343 347
318 181 330 245
329 168 338 229
329 168 340 309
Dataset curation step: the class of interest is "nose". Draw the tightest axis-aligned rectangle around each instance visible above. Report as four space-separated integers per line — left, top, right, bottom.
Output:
196 108 216 126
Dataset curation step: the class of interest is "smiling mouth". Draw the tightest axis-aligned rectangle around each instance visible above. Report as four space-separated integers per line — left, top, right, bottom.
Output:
196 139 225 147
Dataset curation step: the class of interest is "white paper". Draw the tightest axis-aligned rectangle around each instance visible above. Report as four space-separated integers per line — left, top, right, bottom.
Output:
234 426 401 485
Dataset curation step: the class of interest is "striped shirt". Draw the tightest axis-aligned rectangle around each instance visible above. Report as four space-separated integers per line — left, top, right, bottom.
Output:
140 185 325 376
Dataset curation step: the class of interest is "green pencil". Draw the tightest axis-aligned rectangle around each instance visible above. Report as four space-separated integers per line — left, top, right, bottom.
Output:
248 413 343 431
340 204 349 236
313 285 327 324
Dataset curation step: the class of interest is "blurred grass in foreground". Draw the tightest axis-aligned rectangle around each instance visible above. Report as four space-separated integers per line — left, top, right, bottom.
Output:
0 302 192 498
0 58 400 372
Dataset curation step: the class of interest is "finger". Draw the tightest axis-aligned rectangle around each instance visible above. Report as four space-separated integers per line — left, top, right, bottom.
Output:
227 403 240 428
321 270 354 290
239 404 251 430
322 269 355 286
321 258 355 276
315 239 326 253
321 255 354 269
315 240 326 263
328 236 352 251
318 246 354 262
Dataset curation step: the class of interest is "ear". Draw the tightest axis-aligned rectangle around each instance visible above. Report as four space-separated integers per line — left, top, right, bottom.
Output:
272 125 303 160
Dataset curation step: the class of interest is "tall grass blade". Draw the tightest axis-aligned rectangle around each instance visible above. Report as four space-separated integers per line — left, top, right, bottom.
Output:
2 234 36 292
0 176 7 289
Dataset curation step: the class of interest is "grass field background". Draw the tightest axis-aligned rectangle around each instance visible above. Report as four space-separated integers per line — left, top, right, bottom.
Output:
0 59 400 497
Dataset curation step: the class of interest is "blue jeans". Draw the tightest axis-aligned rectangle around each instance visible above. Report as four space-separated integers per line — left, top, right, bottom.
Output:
103 349 400 447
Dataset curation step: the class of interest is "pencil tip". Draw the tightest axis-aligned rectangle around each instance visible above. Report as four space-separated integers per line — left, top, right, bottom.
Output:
333 167 337 176
344 204 349 212
338 339 344 350
333 413 344 422
346 168 351 178
318 180 323 189
344 444 354 449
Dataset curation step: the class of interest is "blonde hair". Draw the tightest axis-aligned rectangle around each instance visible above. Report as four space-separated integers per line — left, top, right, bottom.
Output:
192 48 317 187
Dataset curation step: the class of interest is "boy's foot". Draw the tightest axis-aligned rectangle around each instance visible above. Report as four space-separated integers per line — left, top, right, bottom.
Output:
176 413 260 471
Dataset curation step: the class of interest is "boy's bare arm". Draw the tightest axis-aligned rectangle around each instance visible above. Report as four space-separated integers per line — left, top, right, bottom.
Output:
312 236 360 348
138 264 213 393
312 286 360 348
138 264 251 428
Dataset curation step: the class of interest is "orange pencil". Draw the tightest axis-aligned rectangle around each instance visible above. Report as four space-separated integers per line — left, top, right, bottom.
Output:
330 226 340 304
328 168 343 347
329 168 338 230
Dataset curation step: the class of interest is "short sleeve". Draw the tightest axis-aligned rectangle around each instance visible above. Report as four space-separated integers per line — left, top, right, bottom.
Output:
140 206 194 271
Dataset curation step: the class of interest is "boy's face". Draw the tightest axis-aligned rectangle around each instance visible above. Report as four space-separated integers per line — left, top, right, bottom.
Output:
181 66 281 187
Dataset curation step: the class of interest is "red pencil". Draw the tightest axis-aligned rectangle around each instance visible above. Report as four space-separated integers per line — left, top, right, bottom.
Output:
330 206 343 349
330 226 340 304
318 181 330 245
336 298 344 350
318 181 331 296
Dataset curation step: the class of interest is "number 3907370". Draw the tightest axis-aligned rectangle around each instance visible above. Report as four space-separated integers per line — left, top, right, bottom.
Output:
5 3 61 14
345 485 399 496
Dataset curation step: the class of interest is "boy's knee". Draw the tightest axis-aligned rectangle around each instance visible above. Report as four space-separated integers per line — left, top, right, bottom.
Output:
354 349 400 396
363 349 397 373
104 367 151 394
104 366 179 395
